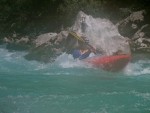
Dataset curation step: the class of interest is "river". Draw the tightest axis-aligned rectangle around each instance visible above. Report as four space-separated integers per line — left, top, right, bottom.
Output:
0 45 150 113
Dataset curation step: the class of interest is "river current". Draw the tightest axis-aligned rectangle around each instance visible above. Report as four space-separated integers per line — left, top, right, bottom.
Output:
0 45 150 113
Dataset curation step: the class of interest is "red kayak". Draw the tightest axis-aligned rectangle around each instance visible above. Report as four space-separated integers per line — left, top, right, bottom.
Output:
84 54 131 72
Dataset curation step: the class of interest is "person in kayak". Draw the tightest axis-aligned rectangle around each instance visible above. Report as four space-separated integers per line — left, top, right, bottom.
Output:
72 45 91 60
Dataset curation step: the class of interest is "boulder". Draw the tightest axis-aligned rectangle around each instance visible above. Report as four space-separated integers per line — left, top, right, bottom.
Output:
116 10 146 37
34 33 57 47
24 31 68 62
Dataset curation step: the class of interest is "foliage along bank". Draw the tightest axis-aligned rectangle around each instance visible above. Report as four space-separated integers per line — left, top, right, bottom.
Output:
0 0 150 39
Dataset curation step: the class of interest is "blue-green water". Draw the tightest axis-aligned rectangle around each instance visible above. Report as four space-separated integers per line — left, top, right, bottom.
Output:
0 46 150 113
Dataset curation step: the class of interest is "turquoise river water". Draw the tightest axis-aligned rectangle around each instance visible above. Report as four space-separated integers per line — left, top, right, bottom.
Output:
0 46 150 113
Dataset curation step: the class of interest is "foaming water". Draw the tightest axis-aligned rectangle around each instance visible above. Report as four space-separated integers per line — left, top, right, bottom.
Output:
0 46 149 76
0 47 93 76
73 11 130 55
0 47 150 113
55 53 92 68
124 60 150 76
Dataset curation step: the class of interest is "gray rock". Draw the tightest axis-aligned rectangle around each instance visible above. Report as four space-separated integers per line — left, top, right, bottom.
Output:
34 33 57 47
3 37 14 43
24 31 69 63
16 36 30 44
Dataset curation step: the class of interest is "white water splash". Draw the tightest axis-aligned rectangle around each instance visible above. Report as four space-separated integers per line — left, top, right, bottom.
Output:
124 60 150 76
0 47 51 73
55 53 91 68
72 11 131 55
0 46 149 76
130 90 150 101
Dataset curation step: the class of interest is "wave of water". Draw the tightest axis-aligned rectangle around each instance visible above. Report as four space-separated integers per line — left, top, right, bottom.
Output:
0 47 92 77
124 61 150 76
0 46 150 76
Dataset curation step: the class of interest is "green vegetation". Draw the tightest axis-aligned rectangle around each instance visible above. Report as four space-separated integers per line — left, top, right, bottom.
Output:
0 0 149 38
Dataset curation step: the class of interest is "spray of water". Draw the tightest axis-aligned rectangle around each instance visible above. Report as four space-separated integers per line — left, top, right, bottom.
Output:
0 46 149 76
55 53 92 68
72 11 131 55
124 60 150 76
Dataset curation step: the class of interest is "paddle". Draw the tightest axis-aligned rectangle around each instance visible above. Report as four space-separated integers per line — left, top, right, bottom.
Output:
69 31 103 54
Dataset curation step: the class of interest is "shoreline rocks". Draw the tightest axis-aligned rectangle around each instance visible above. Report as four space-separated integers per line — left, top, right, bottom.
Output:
3 35 32 51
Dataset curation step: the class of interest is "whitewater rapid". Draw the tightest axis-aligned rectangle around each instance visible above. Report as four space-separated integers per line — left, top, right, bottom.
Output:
0 46 149 76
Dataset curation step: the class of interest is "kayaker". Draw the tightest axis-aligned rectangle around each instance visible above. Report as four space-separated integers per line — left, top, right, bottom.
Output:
72 45 91 60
